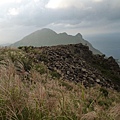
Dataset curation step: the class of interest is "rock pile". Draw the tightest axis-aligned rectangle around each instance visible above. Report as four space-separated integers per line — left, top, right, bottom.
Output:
19 43 120 90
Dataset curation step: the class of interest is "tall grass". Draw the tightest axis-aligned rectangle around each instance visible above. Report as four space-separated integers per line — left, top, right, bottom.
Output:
0 48 120 120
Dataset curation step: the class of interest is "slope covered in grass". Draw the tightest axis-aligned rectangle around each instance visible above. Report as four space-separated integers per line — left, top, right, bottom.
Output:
0 47 120 120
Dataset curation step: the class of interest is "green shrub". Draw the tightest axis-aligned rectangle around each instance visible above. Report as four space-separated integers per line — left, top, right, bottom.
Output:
100 88 109 97
50 70 61 79
34 63 46 74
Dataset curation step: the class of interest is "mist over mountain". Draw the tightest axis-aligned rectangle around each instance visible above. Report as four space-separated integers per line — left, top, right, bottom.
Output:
11 28 102 55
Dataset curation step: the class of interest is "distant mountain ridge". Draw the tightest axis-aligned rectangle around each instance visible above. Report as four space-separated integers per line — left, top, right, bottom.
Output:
11 28 102 55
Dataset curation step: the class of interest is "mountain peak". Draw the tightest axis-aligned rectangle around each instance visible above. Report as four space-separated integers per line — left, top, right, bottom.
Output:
59 32 68 36
11 28 102 55
76 33 83 38
40 28 57 34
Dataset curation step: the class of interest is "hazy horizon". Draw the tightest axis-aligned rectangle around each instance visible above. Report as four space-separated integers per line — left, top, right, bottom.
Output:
85 32 120 59
1 28 120 60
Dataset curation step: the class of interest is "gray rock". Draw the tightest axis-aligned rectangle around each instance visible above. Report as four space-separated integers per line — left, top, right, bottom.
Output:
96 79 101 83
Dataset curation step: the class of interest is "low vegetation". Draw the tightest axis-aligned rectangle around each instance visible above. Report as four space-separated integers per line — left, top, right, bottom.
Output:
0 47 120 120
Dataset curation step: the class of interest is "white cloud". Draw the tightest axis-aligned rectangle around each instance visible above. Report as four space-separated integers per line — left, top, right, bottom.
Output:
34 0 39 2
0 0 22 4
8 8 19 15
46 0 84 9
45 0 61 9
0 0 14 4
92 0 103 2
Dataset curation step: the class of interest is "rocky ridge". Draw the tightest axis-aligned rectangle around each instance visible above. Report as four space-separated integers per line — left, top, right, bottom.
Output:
19 43 120 91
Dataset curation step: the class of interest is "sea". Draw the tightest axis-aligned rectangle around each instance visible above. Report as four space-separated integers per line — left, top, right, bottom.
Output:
85 33 120 60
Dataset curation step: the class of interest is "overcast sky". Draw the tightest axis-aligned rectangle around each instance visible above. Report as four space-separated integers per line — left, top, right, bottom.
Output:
0 0 120 44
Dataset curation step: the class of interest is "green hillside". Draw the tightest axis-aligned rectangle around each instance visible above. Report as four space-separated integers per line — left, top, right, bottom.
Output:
11 28 102 55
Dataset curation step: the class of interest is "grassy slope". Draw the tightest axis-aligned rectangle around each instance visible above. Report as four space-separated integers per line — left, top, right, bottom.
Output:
0 48 120 120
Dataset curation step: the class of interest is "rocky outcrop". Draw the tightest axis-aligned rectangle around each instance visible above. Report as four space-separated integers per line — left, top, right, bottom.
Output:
19 43 120 91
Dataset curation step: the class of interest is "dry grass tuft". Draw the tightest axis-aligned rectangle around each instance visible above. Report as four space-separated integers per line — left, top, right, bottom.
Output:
81 111 97 120
109 104 120 120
